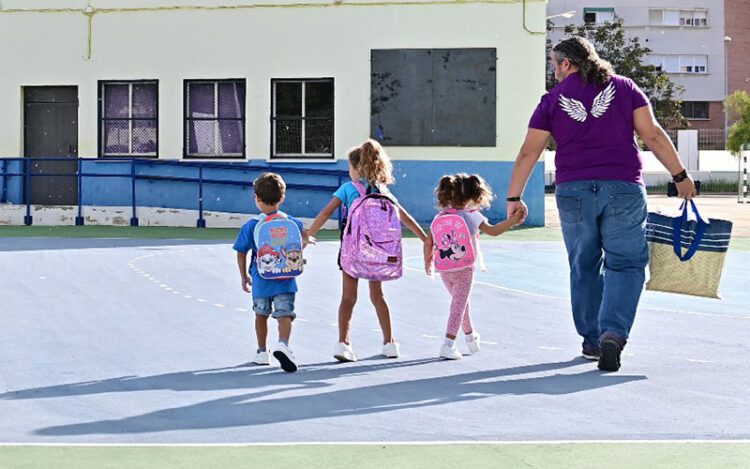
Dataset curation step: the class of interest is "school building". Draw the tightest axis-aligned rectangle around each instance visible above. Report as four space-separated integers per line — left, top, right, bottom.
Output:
0 0 547 227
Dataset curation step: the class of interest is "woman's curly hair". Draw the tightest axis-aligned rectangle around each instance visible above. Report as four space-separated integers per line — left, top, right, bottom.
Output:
552 36 613 86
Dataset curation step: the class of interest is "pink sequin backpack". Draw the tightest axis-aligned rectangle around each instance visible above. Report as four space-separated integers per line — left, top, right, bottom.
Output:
340 181 402 281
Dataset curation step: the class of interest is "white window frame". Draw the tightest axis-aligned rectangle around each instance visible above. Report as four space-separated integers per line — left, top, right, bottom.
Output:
648 55 708 74
680 9 708 27
649 8 708 27
271 78 334 159
100 81 158 158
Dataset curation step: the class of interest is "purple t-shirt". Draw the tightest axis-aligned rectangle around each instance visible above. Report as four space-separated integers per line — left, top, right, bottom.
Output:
529 73 650 185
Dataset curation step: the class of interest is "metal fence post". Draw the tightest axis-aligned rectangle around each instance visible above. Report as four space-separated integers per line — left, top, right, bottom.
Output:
1 159 7 203
130 159 139 226
197 164 206 228
75 158 84 226
24 158 32 226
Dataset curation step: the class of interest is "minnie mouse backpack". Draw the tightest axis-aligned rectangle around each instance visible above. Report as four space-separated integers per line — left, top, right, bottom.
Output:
430 209 476 272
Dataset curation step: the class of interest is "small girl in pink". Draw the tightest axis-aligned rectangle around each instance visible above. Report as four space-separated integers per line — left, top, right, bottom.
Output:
425 174 526 360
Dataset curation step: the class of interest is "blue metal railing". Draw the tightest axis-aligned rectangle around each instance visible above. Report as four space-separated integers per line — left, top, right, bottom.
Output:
0 157 346 228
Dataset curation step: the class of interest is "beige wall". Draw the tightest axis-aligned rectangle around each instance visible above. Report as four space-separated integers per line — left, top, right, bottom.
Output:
0 0 547 162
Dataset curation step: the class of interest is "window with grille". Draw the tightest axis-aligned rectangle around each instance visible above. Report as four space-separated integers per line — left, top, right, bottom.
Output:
271 79 334 159
681 101 709 120
99 81 158 157
184 79 246 158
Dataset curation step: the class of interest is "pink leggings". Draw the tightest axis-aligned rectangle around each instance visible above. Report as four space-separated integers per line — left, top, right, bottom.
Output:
440 269 474 338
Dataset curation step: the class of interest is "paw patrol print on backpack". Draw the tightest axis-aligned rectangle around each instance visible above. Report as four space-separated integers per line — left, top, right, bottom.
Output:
281 242 305 274
254 212 304 280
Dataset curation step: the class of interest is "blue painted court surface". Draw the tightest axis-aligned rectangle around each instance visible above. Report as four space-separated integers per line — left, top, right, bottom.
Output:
1 237 748 444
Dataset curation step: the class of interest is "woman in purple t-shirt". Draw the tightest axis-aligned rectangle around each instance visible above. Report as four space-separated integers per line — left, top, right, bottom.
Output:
506 37 697 372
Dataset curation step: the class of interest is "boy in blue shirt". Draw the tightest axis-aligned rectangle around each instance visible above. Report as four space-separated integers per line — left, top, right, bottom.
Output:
233 173 310 372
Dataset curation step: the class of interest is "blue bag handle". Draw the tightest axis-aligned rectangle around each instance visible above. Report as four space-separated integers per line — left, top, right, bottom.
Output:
672 199 707 262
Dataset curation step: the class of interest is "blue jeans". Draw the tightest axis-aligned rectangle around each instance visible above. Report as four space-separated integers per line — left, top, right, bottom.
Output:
556 180 649 347
253 293 296 320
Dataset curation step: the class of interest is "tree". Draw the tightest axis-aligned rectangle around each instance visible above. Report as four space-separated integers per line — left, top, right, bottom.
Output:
726 91 750 155
548 18 687 129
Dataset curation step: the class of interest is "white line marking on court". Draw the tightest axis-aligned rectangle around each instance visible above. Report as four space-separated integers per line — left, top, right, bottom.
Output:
370 328 381 333
482 341 498 345
421 334 441 339
183 295 192 299
197 299 206 303
297 318 307 322
236 308 249 313
328 323 338 327
686 358 715 364
539 346 564 351
213 304 225 308
38 276 46 280
3 440 748 447
403 257 750 320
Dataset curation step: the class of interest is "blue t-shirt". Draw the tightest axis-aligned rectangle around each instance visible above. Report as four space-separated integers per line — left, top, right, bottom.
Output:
333 179 398 214
232 212 304 299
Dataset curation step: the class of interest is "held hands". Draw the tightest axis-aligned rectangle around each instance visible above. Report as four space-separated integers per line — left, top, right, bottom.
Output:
241 275 252 294
302 233 317 249
507 200 529 225
507 200 528 226
301 229 317 249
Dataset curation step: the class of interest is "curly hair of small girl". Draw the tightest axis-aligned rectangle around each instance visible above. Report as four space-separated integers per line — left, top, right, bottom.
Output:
435 173 495 209
347 139 395 186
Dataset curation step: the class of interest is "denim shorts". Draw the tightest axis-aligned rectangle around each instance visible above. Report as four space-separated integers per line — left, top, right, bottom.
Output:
252 292 296 320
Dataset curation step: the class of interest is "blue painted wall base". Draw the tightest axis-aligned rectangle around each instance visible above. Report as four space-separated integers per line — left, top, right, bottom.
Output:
0 159 545 227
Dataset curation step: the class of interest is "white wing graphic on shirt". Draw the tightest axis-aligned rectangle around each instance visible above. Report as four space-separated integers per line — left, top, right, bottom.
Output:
558 94 587 122
591 82 616 118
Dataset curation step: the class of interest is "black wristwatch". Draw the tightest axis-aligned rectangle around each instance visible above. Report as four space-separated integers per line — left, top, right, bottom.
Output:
672 169 689 183
506 196 522 202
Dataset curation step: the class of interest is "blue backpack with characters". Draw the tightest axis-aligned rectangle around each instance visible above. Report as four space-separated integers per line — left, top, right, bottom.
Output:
253 212 304 280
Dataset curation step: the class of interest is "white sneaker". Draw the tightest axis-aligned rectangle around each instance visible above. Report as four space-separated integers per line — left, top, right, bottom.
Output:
382 341 400 358
333 342 358 362
440 344 462 360
253 350 270 365
465 332 481 354
273 342 298 372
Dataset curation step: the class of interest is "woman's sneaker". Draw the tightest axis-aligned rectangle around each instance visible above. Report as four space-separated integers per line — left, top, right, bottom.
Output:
582 343 601 361
253 350 270 365
382 341 400 358
273 342 298 373
465 332 481 354
334 342 357 362
440 344 462 360
598 338 622 372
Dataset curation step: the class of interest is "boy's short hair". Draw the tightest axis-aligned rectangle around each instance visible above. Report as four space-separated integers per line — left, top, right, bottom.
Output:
254 172 286 205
